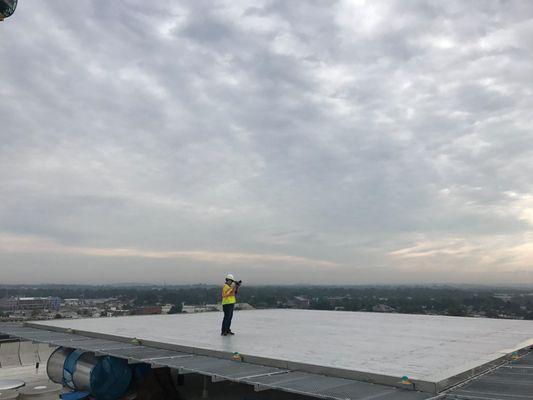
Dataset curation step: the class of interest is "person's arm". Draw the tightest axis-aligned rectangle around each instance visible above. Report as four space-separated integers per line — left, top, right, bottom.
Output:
222 284 236 298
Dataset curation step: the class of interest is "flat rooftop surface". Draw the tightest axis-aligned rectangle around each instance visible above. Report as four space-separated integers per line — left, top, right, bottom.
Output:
33 310 533 388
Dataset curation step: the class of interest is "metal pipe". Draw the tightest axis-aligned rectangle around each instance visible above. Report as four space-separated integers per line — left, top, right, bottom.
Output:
72 352 99 392
46 347 74 384
202 375 209 399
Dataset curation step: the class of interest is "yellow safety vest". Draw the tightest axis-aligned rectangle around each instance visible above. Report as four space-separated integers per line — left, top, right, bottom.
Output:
221 283 236 305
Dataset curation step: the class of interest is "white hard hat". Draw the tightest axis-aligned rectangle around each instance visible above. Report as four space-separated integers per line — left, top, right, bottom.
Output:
225 273 235 281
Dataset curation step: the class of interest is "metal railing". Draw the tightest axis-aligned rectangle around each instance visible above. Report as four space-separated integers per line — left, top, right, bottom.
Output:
0 340 55 368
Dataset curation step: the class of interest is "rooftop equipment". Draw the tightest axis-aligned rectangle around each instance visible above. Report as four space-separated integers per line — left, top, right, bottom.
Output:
47 347 132 400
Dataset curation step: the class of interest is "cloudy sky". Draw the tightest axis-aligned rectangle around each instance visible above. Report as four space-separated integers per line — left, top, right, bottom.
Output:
1 0 532 285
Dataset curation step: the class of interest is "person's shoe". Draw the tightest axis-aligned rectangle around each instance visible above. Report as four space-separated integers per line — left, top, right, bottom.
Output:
227 330 235 335
221 332 228 336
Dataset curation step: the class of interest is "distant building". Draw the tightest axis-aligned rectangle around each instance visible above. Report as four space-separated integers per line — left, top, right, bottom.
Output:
0 298 10 310
181 305 196 313
84 298 117 306
235 303 255 311
494 294 513 303
134 306 162 315
63 298 81 307
372 304 395 313
285 296 310 309
293 296 311 308
182 304 220 313
161 304 173 314
182 303 253 313
326 296 350 306
7 297 61 311
56 311 79 319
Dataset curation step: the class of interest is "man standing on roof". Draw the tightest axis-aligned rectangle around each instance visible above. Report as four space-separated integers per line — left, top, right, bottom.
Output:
221 273 241 336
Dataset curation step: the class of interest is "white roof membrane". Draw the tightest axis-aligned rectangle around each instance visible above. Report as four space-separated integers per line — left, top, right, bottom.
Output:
31 309 533 393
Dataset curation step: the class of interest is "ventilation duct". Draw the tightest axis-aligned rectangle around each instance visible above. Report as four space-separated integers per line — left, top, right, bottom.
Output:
47 347 132 400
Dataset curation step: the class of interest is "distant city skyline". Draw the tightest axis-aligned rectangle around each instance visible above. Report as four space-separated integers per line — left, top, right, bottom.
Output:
1 1 532 285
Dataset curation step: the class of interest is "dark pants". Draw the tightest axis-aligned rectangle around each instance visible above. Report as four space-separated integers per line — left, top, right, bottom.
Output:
222 304 234 333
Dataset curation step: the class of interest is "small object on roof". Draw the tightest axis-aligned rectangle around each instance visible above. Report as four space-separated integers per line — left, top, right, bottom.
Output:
131 337 142 346
401 375 412 385
232 352 242 362
0 0 18 21
511 351 519 360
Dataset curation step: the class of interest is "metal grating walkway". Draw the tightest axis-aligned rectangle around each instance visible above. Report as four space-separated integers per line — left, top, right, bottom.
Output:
245 371 429 400
0 323 429 400
444 352 533 400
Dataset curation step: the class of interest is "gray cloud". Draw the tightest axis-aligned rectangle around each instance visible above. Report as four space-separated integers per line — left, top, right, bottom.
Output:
0 0 532 285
